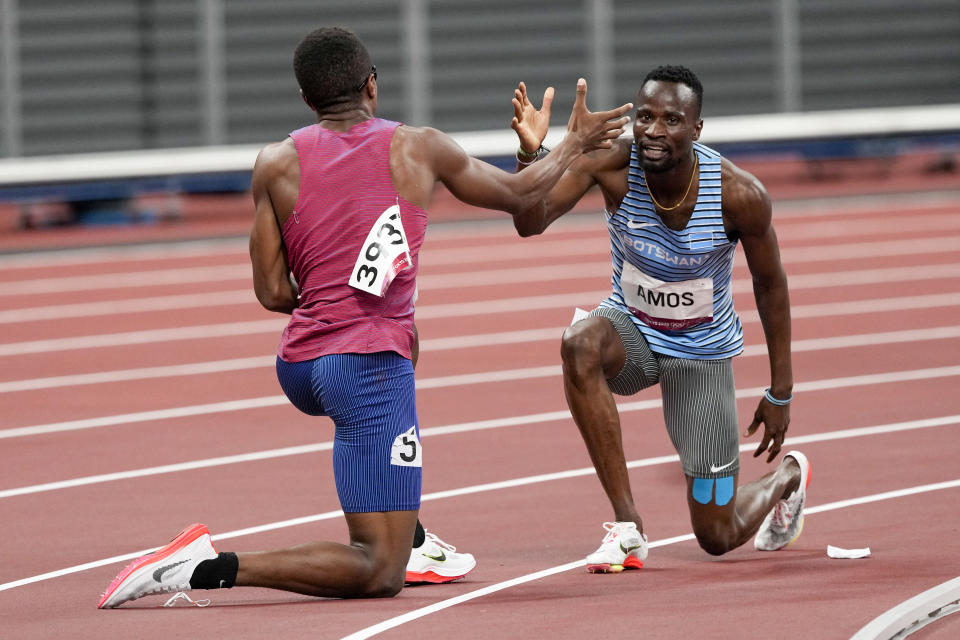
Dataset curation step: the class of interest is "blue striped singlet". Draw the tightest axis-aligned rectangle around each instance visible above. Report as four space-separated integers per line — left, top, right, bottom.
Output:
599 141 744 360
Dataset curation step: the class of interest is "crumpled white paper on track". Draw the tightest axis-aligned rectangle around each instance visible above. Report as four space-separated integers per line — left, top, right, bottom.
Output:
827 545 871 559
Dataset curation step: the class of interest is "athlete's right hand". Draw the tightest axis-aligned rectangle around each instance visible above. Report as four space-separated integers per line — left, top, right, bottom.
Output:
511 81 553 154
565 78 632 154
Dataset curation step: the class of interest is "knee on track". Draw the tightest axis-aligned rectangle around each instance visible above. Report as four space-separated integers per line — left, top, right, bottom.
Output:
343 564 405 598
693 525 737 557
356 574 404 598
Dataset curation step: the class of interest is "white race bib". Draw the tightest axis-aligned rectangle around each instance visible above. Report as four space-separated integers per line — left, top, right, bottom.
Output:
349 204 412 296
390 426 422 467
621 262 714 331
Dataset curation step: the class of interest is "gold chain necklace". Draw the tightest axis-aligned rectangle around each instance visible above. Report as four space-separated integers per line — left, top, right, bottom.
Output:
647 154 698 211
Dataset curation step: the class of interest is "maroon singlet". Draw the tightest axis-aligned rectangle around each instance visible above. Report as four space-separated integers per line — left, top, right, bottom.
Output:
277 118 428 362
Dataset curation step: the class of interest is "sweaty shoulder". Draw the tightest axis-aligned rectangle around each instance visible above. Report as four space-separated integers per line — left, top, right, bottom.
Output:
254 138 299 180
391 124 454 161
253 137 300 226
390 125 461 209
720 156 772 236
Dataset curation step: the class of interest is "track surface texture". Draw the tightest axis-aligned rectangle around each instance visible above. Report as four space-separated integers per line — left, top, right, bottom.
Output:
2 181 959 639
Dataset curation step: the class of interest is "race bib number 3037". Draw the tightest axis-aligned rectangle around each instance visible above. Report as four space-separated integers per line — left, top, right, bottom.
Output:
350 204 412 297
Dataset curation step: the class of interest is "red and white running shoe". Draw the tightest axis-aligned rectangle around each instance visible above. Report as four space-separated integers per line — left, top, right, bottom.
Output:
755 451 813 551
405 530 476 585
98 523 218 609
586 521 648 573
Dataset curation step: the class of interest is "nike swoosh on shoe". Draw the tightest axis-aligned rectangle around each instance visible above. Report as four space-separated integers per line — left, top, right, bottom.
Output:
152 559 189 583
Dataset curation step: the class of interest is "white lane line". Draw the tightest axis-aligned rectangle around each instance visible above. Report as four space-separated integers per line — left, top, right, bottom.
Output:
5 253 960 325
0 290 255 323
0 192 927 263
0 355 957 498
772 190 960 217
4 193 957 270
0 191 953 270
3 334 959 440
778 235 960 264
0 238 248 269
0 215 604 270
742 325 960 356
2 456 957 609
419 263 960 322
779 211 960 240
0 356 276 393
342 479 960 640
0 238 608 296
4 293 959 393
3 232 958 302
740 292 960 324
3 260 960 355
0 264 248 295
0 319 286 357
2 322 958 439
774 263 960 291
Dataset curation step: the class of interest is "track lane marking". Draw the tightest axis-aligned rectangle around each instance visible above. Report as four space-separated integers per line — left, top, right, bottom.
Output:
3 329 959 440
0 198 957 269
342 479 960 640
3 260 960 353
4 294 960 392
2 449 957 604
3 239 960 323
3 233 958 302
0 191 954 270
1 359 957 495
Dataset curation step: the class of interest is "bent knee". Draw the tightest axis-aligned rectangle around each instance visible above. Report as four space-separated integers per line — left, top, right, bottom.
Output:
561 324 598 363
561 319 615 375
693 525 736 556
356 572 404 598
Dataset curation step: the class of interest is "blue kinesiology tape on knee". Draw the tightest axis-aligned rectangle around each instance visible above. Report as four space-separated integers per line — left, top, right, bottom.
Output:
715 475 734 506
692 477 714 505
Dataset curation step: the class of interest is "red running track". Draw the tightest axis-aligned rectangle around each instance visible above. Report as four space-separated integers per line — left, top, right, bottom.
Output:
1 191 960 639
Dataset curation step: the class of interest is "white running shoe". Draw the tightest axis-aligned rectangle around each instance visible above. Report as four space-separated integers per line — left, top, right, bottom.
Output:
755 451 813 551
98 523 218 608
585 521 648 573
405 530 476 584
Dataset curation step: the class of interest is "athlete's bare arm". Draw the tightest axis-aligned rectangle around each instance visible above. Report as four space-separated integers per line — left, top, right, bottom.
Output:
390 79 631 217
250 140 300 314
508 80 632 236
723 160 793 462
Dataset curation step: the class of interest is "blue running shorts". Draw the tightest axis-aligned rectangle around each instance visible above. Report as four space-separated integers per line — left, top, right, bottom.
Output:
276 352 422 513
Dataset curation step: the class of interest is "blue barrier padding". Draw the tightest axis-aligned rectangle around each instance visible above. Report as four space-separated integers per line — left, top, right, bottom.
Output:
0 171 252 203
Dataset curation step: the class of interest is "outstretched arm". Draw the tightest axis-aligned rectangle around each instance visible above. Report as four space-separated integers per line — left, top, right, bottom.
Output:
397 79 630 219
732 166 793 463
508 80 622 236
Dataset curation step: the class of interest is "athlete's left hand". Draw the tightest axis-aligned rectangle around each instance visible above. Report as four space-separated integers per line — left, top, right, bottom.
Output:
744 399 790 463
511 81 553 154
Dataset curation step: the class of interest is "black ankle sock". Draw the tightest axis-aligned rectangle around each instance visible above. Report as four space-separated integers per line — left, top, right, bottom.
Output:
189 552 238 590
413 520 426 548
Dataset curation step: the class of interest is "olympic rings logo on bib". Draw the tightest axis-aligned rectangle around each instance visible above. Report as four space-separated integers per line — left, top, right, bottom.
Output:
350 204 412 297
